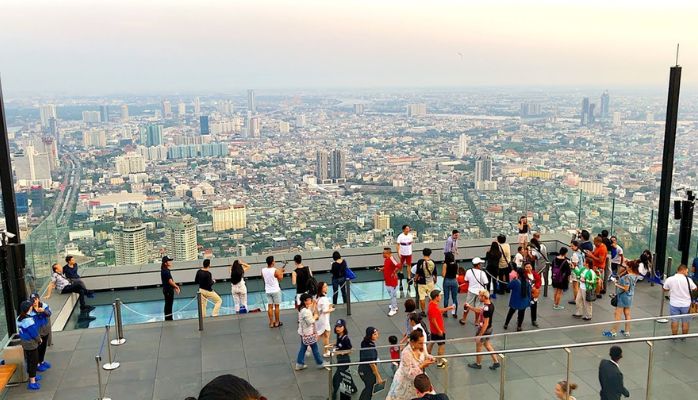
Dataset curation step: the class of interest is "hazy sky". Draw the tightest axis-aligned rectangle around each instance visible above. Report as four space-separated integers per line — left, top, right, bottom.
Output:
2 0 697 95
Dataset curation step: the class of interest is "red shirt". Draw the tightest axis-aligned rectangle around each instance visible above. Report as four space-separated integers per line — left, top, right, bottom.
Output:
383 257 399 287
428 300 444 334
592 245 608 270
389 346 400 360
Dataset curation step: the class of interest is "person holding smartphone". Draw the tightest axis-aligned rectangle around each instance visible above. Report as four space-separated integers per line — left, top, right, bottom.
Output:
358 327 384 400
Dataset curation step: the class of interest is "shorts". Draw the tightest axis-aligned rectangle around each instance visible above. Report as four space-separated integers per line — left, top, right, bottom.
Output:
266 291 281 305
464 292 482 308
418 282 435 300
669 305 692 323
431 333 446 345
475 327 493 342
518 233 529 243
400 255 413 268
616 293 633 308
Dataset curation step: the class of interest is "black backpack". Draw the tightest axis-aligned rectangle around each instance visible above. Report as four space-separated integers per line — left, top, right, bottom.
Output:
306 276 319 296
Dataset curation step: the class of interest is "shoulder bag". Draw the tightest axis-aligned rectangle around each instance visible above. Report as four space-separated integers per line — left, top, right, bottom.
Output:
685 276 698 314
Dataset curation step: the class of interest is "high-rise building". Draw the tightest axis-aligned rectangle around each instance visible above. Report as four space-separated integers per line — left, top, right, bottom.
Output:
29 185 45 216
120 104 129 121
580 97 590 126
248 116 260 138
330 149 346 181
588 103 596 124
474 155 493 182
354 104 365 115
600 90 610 118
456 134 468 158
520 102 541 117
165 213 198 261
82 130 107 148
247 89 256 113
113 219 148 266
100 105 109 123
406 103 427 117
200 116 210 135
162 100 172 118
373 213 391 231
295 114 306 128
212 205 247 231
13 145 53 187
115 153 146 175
279 121 290 133
177 102 186 116
193 97 201 116
146 125 164 146
612 111 622 128
315 150 329 183
82 111 101 123
39 104 57 126
48 117 59 139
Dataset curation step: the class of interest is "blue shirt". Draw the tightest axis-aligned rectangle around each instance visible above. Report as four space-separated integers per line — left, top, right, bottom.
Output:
64 263 80 279
161 268 173 288
507 279 531 310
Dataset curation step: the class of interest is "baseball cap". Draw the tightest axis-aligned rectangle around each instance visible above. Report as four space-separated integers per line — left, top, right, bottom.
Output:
472 257 484 265
335 319 346 327
162 256 173 263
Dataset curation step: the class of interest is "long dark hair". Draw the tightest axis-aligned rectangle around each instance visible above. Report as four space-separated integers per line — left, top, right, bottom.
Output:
516 267 530 299
530 237 541 251
316 281 328 298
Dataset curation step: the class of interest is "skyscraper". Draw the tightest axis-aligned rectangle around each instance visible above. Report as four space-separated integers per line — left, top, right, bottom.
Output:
247 116 260 138
39 104 57 126
474 155 493 182
177 102 186 116
200 116 210 135
315 150 329 183
82 111 101 123
100 105 109 123
456 134 468 158
580 97 590 125
212 205 247 231
330 149 346 181
113 219 148 266
406 103 427 117
247 89 256 113
588 103 596 124
600 90 610 118
354 104 365 115
165 213 198 261
295 114 306 128
612 111 622 127
13 145 53 187
193 97 201 116
146 125 164 146
120 104 129 121
162 100 172 118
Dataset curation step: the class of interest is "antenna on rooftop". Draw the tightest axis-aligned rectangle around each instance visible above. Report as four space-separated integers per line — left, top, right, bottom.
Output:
676 43 680 66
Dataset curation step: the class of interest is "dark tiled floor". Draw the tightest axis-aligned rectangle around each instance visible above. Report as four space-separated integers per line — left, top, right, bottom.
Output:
5 281 698 399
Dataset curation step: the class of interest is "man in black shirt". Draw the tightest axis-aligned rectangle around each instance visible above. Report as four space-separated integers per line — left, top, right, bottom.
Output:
195 259 222 317
161 256 180 321
466 290 500 371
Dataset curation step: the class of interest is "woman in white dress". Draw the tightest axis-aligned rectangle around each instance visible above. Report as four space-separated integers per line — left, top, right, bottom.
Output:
386 329 435 400
315 282 335 357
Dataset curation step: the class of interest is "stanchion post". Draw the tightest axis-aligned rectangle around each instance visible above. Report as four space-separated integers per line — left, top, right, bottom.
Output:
197 291 204 331
498 353 506 400
111 299 126 345
345 281 352 316
645 340 655 400
327 363 333 399
95 355 112 400
102 325 120 371
657 257 672 324
564 348 571 400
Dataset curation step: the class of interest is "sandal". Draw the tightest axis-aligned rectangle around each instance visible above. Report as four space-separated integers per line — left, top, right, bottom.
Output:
277 322 284 327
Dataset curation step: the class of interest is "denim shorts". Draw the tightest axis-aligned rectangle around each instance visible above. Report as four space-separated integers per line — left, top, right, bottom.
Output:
669 305 692 323
266 291 281 305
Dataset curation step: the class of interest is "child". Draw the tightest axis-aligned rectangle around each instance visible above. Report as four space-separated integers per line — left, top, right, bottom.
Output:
388 335 400 371
29 293 52 372
456 267 468 293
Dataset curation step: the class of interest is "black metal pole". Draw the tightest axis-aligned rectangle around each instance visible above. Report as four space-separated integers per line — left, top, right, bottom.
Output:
654 65 682 276
0 78 21 244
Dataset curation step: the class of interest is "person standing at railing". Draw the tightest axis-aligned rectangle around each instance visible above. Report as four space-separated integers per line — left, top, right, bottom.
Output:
17 301 42 391
443 229 459 259
585 236 607 299
230 259 251 313
573 258 598 321
441 252 459 318
396 225 414 285
603 261 640 338
465 290 500 370
551 247 571 310
160 256 180 321
292 254 313 307
662 264 697 338
195 259 222 317
262 256 284 328
503 267 531 332
379 247 400 317
386 329 435 400
359 327 384 400
331 251 349 305
517 216 530 248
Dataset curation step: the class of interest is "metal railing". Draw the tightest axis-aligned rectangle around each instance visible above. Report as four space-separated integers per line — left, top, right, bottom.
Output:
325 332 698 400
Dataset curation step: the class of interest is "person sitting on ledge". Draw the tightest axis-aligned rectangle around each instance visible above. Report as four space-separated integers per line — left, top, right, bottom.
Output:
44 263 95 318
63 255 94 298
185 374 266 400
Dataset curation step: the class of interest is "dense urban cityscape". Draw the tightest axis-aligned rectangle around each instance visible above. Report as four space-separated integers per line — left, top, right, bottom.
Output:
2 88 697 279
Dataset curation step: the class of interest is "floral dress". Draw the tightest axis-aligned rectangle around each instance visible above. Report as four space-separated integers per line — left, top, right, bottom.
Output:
386 346 426 400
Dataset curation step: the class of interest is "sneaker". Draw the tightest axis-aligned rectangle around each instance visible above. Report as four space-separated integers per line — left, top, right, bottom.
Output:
317 362 327 369
451 312 457 318
572 314 582 319
553 305 565 310
467 363 482 370
503 324 508 330
489 362 501 370
294 364 307 371
582 317 592 321
323 351 331 358
532 321 539 328
620 330 630 337
388 308 397 317
35 375 42 381
567 300 576 305
602 330 617 338
491 293 497 299
437 362 447 369
27 382 41 391
40 361 52 369
37 363 49 372
459 319 467 325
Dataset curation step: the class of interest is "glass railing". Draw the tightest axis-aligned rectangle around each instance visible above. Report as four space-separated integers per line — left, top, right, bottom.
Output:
325 326 698 400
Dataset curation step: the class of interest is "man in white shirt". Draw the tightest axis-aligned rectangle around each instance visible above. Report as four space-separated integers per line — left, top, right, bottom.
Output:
459 257 489 326
610 236 624 276
663 264 697 337
396 225 414 281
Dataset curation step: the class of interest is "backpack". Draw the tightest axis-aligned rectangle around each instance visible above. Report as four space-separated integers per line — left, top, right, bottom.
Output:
306 276 318 296
551 258 568 284
416 260 434 285
419 320 431 341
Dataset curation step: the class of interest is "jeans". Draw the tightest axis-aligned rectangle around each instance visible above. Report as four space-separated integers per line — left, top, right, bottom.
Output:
332 278 347 305
358 365 376 400
163 288 174 321
443 278 458 311
386 285 398 310
296 340 323 366
61 283 86 307
231 282 248 312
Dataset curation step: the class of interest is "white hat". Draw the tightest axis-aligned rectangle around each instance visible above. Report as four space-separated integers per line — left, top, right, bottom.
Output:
472 257 484 265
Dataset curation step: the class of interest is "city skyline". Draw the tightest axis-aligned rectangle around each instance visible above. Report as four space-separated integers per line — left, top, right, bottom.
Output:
2 0 698 95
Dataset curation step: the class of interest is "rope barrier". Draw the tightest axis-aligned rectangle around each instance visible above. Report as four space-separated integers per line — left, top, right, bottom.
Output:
97 308 114 356
121 296 198 318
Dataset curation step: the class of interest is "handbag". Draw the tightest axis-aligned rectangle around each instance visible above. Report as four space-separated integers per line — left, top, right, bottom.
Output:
300 311 318 346
685 276 698 314
585 289 596 302
610 295 618 307
345 266 356 280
